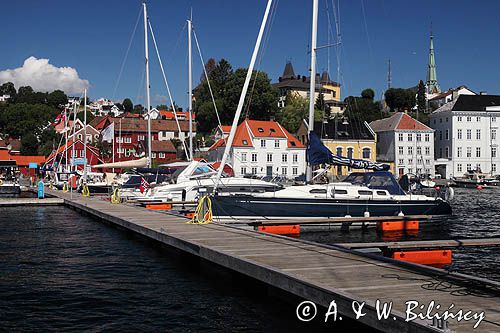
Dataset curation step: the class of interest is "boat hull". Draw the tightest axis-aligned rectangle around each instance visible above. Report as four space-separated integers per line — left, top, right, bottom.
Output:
0 185 21 198
210 195 452 220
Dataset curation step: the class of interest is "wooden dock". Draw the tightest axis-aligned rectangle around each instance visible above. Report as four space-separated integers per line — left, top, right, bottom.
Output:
37 190 500 332
0 197 64 206
337 238 500 250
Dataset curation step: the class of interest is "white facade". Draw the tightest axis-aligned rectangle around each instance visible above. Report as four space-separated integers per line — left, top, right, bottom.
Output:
431 106 500 178
0 94 11 102
392 130 435 177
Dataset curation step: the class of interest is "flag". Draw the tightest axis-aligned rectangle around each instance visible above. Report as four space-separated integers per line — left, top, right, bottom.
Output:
101 122 115 143
53 109 66 125
140 177 149 194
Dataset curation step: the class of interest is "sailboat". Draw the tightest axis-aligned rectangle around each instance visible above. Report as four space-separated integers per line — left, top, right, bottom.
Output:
208 0 453 221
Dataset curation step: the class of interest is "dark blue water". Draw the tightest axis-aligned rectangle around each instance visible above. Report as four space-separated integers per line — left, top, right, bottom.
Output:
0 206 335 332
302 187 500 281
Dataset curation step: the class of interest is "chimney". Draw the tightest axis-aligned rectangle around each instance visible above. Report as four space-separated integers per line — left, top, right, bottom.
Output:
452 90 458 100
480 91 488 95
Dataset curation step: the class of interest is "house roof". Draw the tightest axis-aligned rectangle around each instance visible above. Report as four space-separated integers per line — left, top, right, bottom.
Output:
10 155 46 166
151 140 177 153
0 138 21 151
369 112 432 132
209 119 304 150
46 140 101 162
282 62 296 80
313 120 375 141
219 125 232 134
450 94 500 111
158 110 196 120
89 116 108 130
107 117 195 133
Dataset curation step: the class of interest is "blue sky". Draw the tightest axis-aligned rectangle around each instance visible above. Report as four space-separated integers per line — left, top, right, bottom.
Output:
1 0 500 108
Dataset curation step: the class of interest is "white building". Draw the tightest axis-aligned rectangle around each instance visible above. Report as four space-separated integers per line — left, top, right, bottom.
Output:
430 94 500 178
428 85 476 108
208 119 306 178
370 113 435 178
0 94 11 102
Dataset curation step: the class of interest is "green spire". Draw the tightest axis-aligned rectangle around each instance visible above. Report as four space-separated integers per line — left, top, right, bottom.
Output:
426 29 440 94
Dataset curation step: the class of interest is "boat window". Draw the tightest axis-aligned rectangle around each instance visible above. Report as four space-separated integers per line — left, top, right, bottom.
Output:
344 174 365 185
376 191 387 196
358 190 373 195
331 189 348 195
309 189 327 194
193 165 213 175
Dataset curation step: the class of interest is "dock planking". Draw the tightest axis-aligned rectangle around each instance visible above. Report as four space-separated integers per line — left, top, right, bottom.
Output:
43 189 500 332
0 197 64 206
337 238 500 250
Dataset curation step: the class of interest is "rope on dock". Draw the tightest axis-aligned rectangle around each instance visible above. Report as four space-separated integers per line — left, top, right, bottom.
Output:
111 188 120 204
187 195 213 224
82 184 90 197
62 182 69 193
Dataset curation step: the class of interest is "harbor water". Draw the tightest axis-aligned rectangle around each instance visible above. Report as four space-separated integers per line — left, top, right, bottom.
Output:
302 187 500 281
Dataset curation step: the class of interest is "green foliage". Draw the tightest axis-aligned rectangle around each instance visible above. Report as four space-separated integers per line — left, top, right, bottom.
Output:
417 80 426 113
123 98 133 112
47 90 68 108
20 133 39 155
193 58 278 134
77 110 95 123
0 82 16 100
133 104 144 113
275 93 321 134
94 137 112 159
384 88 416 112
0 103 59 138
344 88 386 123
156 104 168 110
38 128 61 156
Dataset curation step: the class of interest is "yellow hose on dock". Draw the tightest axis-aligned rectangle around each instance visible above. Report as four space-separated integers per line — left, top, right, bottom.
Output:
62 182 69 193
82 184 90 197
111 188 120 204
187 195 213 224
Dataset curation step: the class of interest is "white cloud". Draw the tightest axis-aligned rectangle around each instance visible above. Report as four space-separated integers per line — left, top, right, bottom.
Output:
153 94 167 103
0 56 89 94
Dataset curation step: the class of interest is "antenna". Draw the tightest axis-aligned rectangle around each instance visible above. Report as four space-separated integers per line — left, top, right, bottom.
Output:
387 59 392 89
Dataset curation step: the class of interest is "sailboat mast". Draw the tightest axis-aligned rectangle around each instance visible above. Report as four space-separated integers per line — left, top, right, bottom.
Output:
71 101 77 171
306 0 319 183
188 17 193 161
213 0 273 190
143 1 152 168
83 89 88 182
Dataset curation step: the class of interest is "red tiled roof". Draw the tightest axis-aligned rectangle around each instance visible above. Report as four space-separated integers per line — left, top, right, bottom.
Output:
370 112 432 132
0 150 11 160
107 117 195 133
158 110 196 120
396 113 432 130
219 125 231 133
151 140 177 153
10 155 46 166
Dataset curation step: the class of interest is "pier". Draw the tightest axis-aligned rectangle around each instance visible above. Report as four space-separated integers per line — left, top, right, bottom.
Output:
14 191 500 332
0 197 64 206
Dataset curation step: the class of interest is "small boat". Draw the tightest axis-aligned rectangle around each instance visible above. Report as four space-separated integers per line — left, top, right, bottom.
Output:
452 170 490 188
0 160 21 197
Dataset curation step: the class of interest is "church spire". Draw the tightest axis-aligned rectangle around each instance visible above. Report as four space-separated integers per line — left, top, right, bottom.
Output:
426 25 440 94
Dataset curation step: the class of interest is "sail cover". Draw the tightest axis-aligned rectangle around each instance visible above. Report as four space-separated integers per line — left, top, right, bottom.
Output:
307 132 390 171
92 157 149 169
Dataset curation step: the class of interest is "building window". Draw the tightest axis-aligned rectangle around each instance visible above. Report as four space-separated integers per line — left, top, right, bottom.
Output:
274 140 279 148
241 167 247 175
477 116 481 122
439 131 442 140
251 153 257 162
293 154 298 163
457 129 462 140
151 152 156 158
407 146 413 155
399 159 404 165
492 129 497 140
493 116 497 122
417 147 422 155
467 147 472 157
159 152 165 158
347 147 354 159
425 133 430 142
457 164 462 172
439 118 442 123
445 129 449 140
445 147 449 158
457 147 462 158
492 147 497 158
446 117 449 122
416 133 421 142
398 133 404 141
251 167 257 175
426 159 430 165
458 116 462 122
439 148 442 158
260 139 266 148
425 147 430 155
124 137 132 143
267 153 272 162
476 147 481 157
362 148 371 159
493 164 497 173
282 153 288 163
466 129 472 140
398 146 404 155
292 167 298 175
241 153 247 162
281 167 287 175
138 135 145 141
467 163 472 171
476 129 481 140
467 116 471 122
417 158 423 165
408 133 413 141
116 137 122 143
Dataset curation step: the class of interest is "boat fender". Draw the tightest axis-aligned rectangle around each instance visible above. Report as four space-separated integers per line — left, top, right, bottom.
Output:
0 179 3 186
445 187 454 201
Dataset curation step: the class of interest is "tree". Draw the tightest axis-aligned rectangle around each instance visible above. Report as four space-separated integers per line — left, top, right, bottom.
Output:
156 104 168 110
16 86 35 104
38 128 60 156
384 88 416 112
123 98 133 112
200 58 217 82
0 82 16 100
77 110 95 123
417 80 426 115
133 104 145 113
0 103 59 137
20 133 39 155
361 88 375 100
94 137 112 160
275 93 322 134
47 90 68 108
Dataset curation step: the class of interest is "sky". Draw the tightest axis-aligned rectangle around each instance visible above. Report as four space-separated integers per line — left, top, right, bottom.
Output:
1 0 500 109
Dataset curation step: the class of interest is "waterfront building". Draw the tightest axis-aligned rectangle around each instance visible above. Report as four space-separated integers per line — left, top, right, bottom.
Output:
273 61 345 115
296 118 377 177
68 123 100 144
213 125 231 141
45 139 103 171
208 119 306 178
430 94 500 178
370 112 434 178
0 149 45 176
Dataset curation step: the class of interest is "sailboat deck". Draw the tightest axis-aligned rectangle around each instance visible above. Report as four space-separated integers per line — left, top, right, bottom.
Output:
44 189 500 332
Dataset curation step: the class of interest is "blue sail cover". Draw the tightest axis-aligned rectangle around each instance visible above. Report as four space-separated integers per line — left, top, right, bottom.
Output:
307 132 390 171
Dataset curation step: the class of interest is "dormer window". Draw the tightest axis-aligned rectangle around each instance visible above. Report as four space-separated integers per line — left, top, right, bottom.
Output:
290 141 296 147
242 139 248 145
258 128 264 133
270 128 276 133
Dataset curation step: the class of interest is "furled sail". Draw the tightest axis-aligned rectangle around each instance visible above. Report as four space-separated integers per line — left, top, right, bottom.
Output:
307 132 390 171
92 157 149 169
